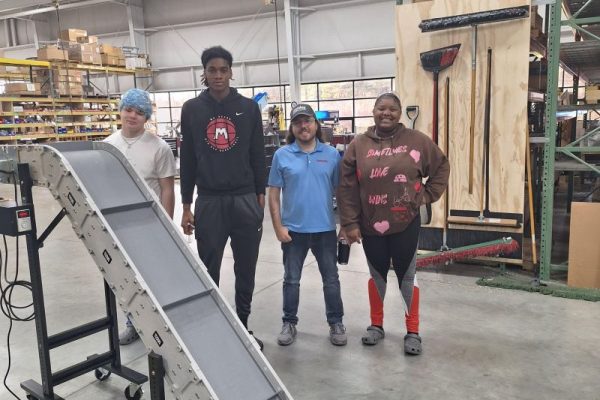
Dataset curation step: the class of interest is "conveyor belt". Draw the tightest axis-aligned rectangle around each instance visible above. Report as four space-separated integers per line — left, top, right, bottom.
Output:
0 142 291 400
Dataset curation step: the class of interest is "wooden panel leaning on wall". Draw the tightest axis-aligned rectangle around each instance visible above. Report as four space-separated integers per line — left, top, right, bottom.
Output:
396 0 530 259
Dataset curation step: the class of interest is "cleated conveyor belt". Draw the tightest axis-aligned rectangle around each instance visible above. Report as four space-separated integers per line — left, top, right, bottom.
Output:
0 142 292 400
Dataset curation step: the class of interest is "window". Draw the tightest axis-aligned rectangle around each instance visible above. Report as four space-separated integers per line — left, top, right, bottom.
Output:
170 91 195 107
237 87 254 98
300 84 318 101
355 117 373 133
147 76 393 137
155 108 171 123
354 98 375 117
318 100 353 118
354 79 392 98
255 86 285 103
154 92 170 108
318 81 352 100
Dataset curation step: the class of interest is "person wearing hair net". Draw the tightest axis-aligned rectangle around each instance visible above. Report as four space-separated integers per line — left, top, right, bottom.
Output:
104 88 177 345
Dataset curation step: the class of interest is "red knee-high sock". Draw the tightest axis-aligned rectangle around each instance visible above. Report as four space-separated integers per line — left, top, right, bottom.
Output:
405 284 420 333
368 278 384 327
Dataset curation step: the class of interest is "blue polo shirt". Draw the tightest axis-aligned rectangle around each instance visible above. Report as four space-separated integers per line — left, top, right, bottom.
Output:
268 141 340 233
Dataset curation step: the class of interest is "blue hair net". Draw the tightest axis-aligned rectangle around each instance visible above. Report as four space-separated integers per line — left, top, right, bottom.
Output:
119 88 153 119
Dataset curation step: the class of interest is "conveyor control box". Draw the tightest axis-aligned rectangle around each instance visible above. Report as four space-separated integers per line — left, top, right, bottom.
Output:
0 199 33 236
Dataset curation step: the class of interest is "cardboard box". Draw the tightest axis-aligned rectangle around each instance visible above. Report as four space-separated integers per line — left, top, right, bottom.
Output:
568 202 600 289
99 44 115 55
76 35 98 44
101 54 119 66
586 85 600 103
117 58 126 67
37 46 69 61
60 28 87 42
4 82 42 95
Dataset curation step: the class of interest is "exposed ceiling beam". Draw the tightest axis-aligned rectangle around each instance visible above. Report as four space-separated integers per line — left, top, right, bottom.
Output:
0 0 126 21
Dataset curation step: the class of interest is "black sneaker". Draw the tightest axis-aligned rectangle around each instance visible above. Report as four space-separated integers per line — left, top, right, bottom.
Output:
248 330 264 351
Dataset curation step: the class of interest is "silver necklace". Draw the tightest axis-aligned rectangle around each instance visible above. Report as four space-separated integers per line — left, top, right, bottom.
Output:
121 133 144 148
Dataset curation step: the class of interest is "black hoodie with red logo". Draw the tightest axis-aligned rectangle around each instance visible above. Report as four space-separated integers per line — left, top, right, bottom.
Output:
180 88 266 203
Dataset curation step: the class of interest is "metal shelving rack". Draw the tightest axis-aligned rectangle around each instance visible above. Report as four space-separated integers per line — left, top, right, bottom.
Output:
539 0 600 280
1 57 152 142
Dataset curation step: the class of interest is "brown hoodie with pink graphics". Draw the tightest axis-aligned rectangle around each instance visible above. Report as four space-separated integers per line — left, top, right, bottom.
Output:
337 123 449 236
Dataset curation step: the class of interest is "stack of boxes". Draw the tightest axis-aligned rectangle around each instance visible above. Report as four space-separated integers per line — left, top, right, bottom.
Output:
34 68 84 97
99 44 125 67
3 82 42 96
585 85 600 104
36 28 126 67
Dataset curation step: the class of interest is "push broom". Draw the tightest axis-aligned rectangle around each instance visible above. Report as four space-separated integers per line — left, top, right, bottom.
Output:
417 237 520 268
419 5 530 194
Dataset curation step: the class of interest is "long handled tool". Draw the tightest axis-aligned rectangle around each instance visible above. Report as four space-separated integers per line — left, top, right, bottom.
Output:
406 105 419 129
446 48 519 228
419 44 461 145
479 48 493 222
419 5 529 193
440 76 451 252
525 124 537 265
417 237 519 267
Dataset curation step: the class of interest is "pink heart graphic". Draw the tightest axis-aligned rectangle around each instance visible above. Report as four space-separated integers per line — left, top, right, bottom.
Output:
373 220 390 234
409 149 421 163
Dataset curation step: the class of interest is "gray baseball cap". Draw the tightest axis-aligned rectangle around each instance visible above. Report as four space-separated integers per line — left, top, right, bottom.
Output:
290 103 316 121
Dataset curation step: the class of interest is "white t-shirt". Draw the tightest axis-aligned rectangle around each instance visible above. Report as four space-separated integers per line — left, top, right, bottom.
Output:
104 131 177 197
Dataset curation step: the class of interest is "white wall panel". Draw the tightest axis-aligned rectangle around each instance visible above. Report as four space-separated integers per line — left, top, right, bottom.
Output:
299 2 395 54
362 52 397 78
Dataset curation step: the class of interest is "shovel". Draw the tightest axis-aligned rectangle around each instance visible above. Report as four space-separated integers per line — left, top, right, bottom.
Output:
406 105 419 130
420 44 461 145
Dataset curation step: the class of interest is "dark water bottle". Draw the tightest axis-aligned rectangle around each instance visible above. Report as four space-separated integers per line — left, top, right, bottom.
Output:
337 238 350 265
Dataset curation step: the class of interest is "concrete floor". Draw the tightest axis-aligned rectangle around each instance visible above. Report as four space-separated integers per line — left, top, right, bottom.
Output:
1 183 599 400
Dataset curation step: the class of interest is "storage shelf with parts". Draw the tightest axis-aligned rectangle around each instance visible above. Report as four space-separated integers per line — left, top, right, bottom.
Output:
0 95 120 142
0 56 143 143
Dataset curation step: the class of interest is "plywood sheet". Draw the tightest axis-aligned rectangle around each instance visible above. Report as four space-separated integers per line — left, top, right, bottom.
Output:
568 202 600 289
396 0 529 231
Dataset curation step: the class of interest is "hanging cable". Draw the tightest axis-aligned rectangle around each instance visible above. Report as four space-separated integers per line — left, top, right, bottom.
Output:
273 0 284 106
1 173 33 400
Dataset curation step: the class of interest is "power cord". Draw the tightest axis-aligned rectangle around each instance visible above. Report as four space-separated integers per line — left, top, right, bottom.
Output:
1 175 34 400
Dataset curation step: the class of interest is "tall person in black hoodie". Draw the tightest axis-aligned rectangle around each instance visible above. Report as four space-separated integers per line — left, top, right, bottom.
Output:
180 46 266 349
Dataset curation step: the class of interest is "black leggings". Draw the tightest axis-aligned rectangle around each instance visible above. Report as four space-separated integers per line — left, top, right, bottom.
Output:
361 215 420 286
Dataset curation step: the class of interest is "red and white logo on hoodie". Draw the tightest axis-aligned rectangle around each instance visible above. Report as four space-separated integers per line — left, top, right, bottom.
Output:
205 116 238 152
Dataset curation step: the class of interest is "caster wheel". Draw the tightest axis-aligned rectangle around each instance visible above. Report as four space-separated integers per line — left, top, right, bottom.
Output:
94 367 112 381
124 384 143 400
26 395 38 400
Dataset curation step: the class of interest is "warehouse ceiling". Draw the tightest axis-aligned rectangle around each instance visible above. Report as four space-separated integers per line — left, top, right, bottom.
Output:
0 0 363 20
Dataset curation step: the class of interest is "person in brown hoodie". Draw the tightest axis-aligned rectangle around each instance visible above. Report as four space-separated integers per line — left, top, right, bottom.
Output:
337 92 449 354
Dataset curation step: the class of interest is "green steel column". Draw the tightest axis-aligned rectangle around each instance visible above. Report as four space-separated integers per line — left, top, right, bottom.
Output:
539 0 562 280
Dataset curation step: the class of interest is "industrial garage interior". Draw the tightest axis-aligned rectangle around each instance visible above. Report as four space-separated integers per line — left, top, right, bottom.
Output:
0 0 599 399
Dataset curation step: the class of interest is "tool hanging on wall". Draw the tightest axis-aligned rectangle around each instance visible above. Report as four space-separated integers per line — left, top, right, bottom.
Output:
525 124 537 265
406 105 419 129
419 5 529 193
446 48 520 229
440 76 451 252
479 47 493 222
419 44 461 145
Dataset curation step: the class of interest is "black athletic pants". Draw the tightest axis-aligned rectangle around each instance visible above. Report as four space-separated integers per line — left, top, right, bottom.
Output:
195 192 264 328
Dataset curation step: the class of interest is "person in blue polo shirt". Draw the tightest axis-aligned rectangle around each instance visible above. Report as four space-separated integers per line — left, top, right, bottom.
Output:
268 103 346 346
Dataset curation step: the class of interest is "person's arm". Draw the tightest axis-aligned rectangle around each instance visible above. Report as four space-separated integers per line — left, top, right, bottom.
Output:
422 139 450 204
249 103 267 197
158 176 175 219
336 141 362 244
268 186 291 243
179 102 196 234
179 102 196 205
